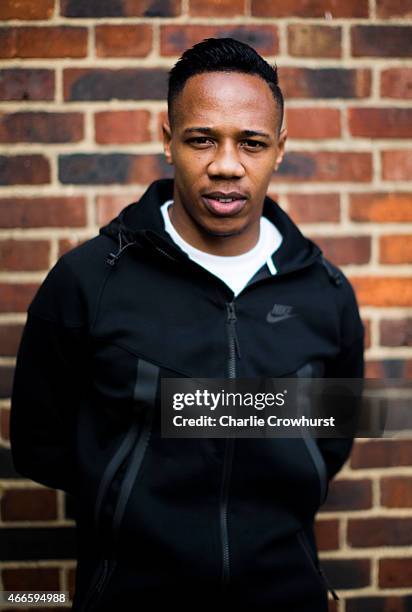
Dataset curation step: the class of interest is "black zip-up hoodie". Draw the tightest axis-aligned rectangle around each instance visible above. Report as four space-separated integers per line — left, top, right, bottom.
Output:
10 178 364 612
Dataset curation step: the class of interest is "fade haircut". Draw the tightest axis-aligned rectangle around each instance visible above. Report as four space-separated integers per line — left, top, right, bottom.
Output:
167 37 284 134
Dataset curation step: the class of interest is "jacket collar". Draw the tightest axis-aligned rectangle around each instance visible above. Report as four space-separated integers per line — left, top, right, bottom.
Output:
99 178 337 281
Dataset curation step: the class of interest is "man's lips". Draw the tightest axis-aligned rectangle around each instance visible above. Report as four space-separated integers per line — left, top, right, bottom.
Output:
201 194 248 217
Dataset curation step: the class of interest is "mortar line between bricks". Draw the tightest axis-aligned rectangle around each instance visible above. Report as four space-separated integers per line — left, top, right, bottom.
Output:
86 192 95 228
370 316 379 350
342 22 350 60
3 16 412 25
2 57 412 69
3 141 411 153
49 235 59 269
369 0 377 20
319 548 412 559
152 20 160 57
245 0 251 17
278 20 287 57
370 232 379 267
56 490 64 522
2 100 412 110
84 107 94 146
371 64 380 100
340 191 349 226
2 183 412 197
88 22 95 60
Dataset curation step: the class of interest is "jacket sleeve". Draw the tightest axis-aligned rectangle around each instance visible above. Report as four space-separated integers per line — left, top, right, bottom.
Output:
10 256 91 498
317 274 365 482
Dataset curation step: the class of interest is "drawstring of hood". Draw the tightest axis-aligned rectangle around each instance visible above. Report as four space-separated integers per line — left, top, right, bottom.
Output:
105 227 138 267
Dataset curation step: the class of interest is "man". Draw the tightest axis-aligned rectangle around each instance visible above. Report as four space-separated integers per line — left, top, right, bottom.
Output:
10 38 364 611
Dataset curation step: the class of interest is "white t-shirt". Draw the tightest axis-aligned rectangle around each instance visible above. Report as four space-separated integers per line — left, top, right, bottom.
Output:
160 200 282 297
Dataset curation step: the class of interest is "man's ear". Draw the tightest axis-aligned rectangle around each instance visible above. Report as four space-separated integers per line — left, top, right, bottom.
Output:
162 120 173 165
274 127 287 172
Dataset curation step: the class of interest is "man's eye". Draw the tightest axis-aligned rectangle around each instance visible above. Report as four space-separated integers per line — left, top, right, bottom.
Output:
187 137 211 146
242 140 265 149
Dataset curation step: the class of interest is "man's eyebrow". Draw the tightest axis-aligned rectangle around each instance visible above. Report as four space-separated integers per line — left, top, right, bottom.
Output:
182 127 272 139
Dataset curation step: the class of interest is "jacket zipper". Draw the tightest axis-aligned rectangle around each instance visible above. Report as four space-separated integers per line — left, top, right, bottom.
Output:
220 301 241 584
296 529 339 601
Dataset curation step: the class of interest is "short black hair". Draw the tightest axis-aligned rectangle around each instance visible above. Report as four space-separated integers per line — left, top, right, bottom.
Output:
167 37 284 134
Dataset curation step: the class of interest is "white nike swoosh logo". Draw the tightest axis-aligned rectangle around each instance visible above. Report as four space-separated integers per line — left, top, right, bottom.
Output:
266 313 296 324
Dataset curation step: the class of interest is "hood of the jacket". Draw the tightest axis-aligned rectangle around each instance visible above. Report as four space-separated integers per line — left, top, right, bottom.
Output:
99 178 341 284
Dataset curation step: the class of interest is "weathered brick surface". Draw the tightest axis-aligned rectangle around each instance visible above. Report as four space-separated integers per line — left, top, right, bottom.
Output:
280 67 371 99
2 6 412 607
61 0 181 17
285 108 341 139
0 0 54 20
0 27 88 59
64 68 168 101
287 25 341 58
94 110 151 144
95 25 153 58
349 193 412 223
0 69 55 101
0 112 84 143
352 26 412 58
0 196 87 228
252 0 369 18
160 25 279 56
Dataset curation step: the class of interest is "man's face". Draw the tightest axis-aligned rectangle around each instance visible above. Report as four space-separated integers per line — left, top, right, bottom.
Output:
163 71 287 255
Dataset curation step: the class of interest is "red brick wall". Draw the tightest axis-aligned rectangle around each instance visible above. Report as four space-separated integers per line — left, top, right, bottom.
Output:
1 1 412 609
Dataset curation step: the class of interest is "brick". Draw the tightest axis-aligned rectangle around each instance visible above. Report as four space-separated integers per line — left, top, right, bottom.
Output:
380 235 412 264
160 25 279 56
0 324 23 357
352 26 412 58
322 558 371 589
351 440 412 468
328 602 338 612
0 69 54 101
1 407 10 441
363 318 371 349
0 196 86 228
381 68 412 100
381 476 412 507
252 0 368 17
0 112 83 143
0 155 50 185
0 283 38 313
382 150 412 181
274 151 372 183
365 359 412 378
2 568 59 591
285 108 341 139
349 108 412 139
61 0 181 17
58 237 84 258
59 153 173 185
0 0 54 20
320 479 372 512
95 194 137 225
314 519 339 550
1 488 57 521
0 240 50 271
95 25 152 58
286 193 340 223
349 193 412 223
189 0 245 15
348 597 412 612
348 517 412 547
376 0 412 17
94 110 151 144
0 27 87 59
380 319 412 347
0 365 14 399
64 68 168 101
379 558 412 588
308 236 370 265
288 25 341 58
350 277 412 307
279 67 371 99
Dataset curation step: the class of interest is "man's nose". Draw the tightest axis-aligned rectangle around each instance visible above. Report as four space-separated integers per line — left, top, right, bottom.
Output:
207 143 245 178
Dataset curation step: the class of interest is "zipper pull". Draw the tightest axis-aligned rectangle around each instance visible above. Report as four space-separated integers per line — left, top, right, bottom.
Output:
318 566 339 601
226 302 241 359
